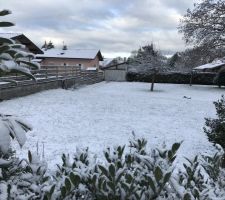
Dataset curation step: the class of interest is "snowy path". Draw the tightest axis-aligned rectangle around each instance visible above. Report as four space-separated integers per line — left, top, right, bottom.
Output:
0 82 224 170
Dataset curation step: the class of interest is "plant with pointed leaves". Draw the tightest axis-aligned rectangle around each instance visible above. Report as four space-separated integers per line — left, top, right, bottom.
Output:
0 9 40 81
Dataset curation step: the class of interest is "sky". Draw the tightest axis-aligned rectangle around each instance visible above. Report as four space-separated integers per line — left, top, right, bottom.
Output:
0 0 199 58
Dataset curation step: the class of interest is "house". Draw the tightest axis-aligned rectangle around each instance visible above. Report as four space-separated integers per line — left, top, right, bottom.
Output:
190 58 225 86
193 58 225 72
36 48 103 70
0 33 43 54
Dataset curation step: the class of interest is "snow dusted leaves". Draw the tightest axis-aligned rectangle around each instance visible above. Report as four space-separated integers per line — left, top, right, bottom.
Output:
0 114 32 154
0 9 40 80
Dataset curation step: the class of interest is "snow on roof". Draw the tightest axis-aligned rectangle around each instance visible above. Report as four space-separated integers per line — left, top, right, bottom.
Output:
0 33 22 39
100 58 113 67
31 59 42 63
36 49 101 60
86 67 97 71
193 59 225 70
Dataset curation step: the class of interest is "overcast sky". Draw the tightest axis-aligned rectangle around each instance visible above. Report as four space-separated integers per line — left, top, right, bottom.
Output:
1 0 199 58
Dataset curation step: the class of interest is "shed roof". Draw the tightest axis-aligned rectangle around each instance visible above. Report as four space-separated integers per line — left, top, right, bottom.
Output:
36 49 103 61
193 59 225 71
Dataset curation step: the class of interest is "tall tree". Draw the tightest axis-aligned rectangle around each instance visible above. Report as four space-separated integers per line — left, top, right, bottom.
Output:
128 43 167 91
179 0 225 48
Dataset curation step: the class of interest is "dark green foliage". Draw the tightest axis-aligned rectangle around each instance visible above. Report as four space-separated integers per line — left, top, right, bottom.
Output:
42 41 55 50
0 9 40 80
214 69 225 87
204 96 225 151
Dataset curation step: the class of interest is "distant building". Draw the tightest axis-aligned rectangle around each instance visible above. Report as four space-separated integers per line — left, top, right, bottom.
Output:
193 58 225 72
100 59 128 82
0 33 43 54
36 48 103 70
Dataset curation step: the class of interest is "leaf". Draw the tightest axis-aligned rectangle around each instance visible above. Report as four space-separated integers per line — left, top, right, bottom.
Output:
36 166 41 175
183 193 192 200
99 165 108 177
60 186 66 198
65 178 71 192
43 177 49 182
0 37 14 45
109 164 115 177
125 174 133 184
154 166 163 183
0 45 10 54
0 22 14 27
172 142 181 153
28 150 32 163
147 176 156 193
49 185 55 199
163 172 172 185
0 10 11 16
168 150 173 160
17 60 40 70
69 172 80 186
107 181 114 191
10 68 35 80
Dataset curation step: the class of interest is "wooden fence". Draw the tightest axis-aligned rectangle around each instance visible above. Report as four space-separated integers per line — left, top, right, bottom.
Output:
0 66 104 100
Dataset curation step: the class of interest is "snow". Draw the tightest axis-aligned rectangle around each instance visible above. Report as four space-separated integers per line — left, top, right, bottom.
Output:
86 67 97 71
193 59 225 70
36 49 101 60
0 82 223 170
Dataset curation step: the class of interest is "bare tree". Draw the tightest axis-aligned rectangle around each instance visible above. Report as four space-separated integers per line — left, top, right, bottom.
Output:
178 0 225 49
128 44 167 91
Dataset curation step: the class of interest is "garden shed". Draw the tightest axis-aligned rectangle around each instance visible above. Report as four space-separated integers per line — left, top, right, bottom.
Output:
100 62 127 81
190 59 225 86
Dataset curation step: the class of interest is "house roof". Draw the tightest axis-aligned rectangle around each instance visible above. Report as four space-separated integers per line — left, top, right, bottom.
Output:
0 33 43 54
193 59 225 71
36 49 103 61
100 58 113 67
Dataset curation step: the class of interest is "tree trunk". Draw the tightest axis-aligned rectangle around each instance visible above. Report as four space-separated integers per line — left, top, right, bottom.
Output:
151 73 155 91
190 71 193 86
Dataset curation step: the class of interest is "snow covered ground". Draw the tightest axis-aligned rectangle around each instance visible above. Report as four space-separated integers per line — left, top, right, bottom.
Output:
0 82 224 170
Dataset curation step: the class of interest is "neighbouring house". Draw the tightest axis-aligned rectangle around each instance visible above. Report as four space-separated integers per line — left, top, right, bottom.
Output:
0 33 43 54
189 58 225 86
193 58 225 72
36 48 103 70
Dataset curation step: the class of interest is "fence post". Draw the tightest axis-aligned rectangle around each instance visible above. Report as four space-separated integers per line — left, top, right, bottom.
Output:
45 66 48 79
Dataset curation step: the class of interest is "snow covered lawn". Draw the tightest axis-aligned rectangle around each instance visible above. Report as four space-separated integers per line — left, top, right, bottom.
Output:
0 82 224 170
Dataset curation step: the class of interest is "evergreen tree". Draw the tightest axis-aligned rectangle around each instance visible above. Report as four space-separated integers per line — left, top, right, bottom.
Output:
41 40 47 49
42 40 54 50
62 44 67 50
47 40 54 49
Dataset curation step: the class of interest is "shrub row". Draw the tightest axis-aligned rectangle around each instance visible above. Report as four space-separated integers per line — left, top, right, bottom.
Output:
126 71 217 85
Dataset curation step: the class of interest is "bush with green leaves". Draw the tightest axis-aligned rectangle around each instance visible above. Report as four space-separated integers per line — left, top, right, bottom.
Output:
52 135 181 200
1 135 225 199
0 9 40 81
204 95 225 166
